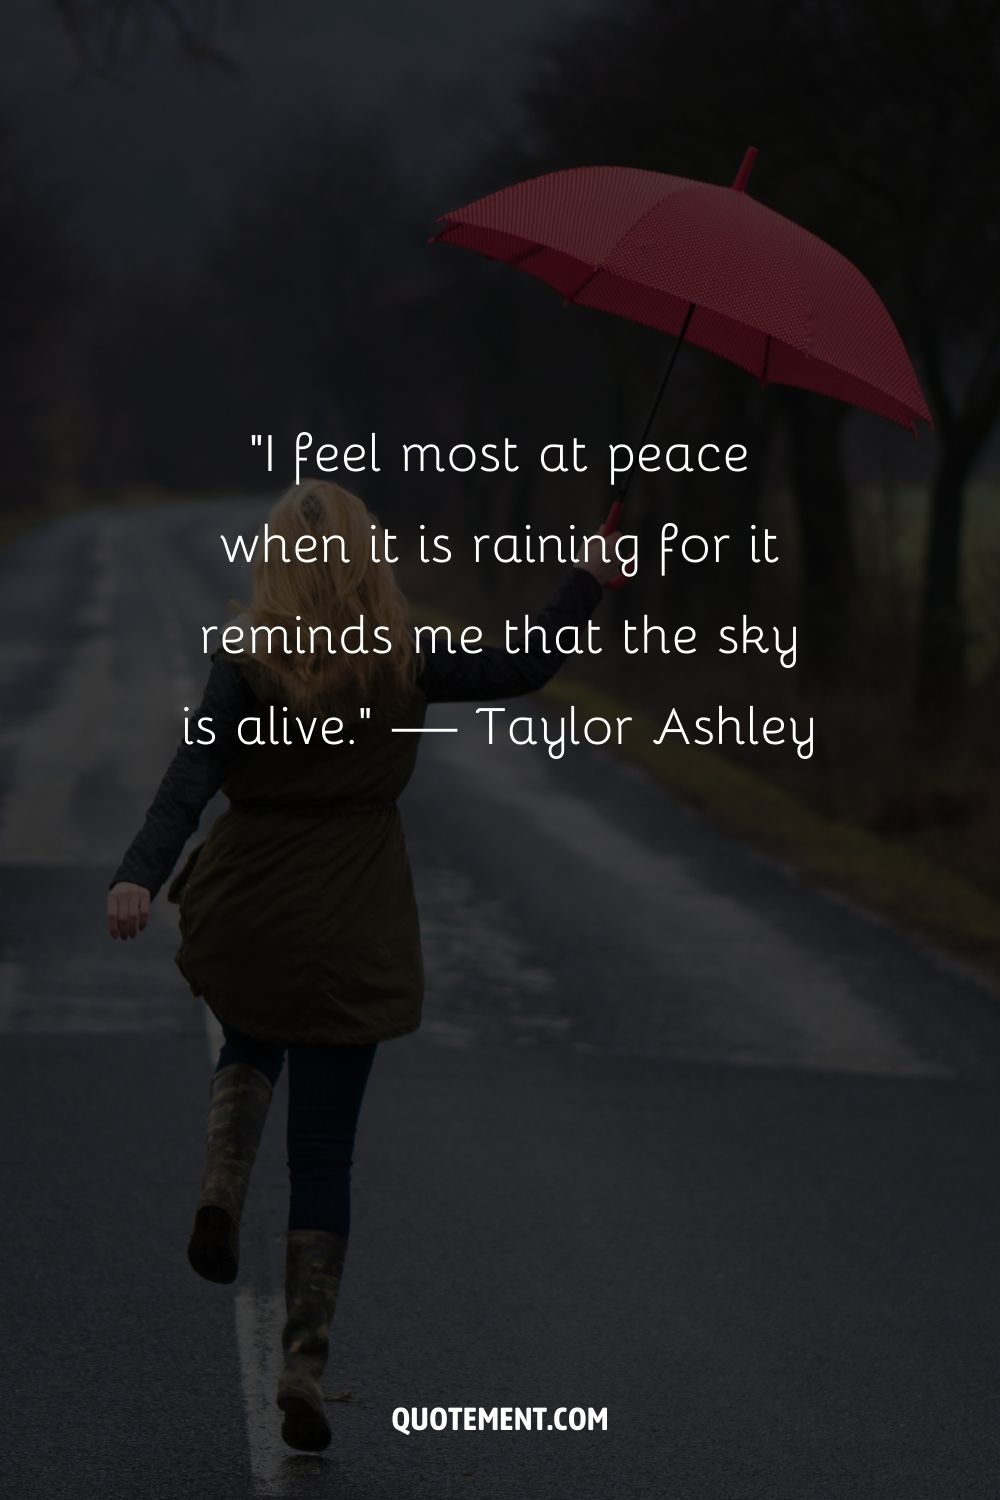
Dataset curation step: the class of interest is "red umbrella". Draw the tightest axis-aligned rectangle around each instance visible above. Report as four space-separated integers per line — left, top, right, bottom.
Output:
432 148 931 503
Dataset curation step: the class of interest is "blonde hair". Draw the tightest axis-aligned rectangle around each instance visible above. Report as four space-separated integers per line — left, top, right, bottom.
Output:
239 479 415 715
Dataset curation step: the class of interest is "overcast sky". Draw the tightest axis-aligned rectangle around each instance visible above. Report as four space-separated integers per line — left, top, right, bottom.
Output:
0 0 599 272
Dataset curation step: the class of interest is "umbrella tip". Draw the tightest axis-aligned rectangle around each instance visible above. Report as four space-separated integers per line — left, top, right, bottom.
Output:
732 146 758 192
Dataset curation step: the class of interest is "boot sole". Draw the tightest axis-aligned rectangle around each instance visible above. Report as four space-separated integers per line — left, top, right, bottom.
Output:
278 1393 331 1452
187 1205 238 1283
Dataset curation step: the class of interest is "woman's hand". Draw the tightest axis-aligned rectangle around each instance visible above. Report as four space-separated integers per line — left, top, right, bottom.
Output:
578 500 627 588
578 530 625 586
107 882 151 940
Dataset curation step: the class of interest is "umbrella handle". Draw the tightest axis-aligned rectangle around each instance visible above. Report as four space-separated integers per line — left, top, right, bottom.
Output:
599 500 627 589
599 301 696 587
601 500 623 534
611 300 696 510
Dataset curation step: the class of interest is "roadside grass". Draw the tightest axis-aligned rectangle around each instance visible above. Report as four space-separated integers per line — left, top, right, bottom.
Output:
768 477 1000 678
413 598 1000 986
0 512 49 548
541 673 1000 980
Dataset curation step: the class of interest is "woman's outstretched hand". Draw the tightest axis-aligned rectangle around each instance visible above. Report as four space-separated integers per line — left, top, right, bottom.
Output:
107 882 151 940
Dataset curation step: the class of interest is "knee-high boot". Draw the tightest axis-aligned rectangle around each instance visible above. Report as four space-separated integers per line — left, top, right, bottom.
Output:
187 1063 273 1284
276 1229 348 1452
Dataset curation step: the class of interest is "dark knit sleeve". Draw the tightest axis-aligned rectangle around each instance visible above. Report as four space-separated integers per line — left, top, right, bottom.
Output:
110 658 255 899
417 568 604 704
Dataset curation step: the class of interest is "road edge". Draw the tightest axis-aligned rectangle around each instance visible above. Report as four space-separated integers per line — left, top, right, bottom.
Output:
411 600 1000 985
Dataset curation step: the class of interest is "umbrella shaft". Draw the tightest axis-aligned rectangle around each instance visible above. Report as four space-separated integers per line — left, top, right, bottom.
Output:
617 302 695 502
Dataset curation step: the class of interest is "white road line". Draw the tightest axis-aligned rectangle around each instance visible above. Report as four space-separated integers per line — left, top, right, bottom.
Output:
0 633 116 862
200 1004 300 1495
236 1289 313 1497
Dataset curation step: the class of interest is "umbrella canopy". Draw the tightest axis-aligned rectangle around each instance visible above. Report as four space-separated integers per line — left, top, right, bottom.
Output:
432 149 931 433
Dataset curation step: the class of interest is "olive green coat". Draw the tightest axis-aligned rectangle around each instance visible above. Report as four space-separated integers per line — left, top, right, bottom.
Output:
173 679 427 1046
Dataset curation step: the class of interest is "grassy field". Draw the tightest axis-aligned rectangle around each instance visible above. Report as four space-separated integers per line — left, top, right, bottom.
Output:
767 476 1000 678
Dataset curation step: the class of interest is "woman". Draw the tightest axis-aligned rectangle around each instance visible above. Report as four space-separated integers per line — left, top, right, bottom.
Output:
108 479 618 1453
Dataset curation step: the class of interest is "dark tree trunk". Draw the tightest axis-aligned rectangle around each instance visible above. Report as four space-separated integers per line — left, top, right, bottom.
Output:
722 386 773 622
784 393 855 689
913 446 973 741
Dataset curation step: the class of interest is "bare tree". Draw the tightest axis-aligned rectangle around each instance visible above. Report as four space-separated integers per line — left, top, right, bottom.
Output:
487 0 1000 717
777 0 1000 732
50 0 245 74
0 118 81 506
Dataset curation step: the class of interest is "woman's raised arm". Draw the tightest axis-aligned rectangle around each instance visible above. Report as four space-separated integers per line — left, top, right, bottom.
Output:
418 562 611 705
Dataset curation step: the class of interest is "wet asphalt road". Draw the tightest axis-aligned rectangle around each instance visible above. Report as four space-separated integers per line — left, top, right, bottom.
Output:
1 501 1000 1499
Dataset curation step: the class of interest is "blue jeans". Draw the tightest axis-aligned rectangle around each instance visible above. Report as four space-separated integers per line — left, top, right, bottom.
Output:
216 1024 377 1235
